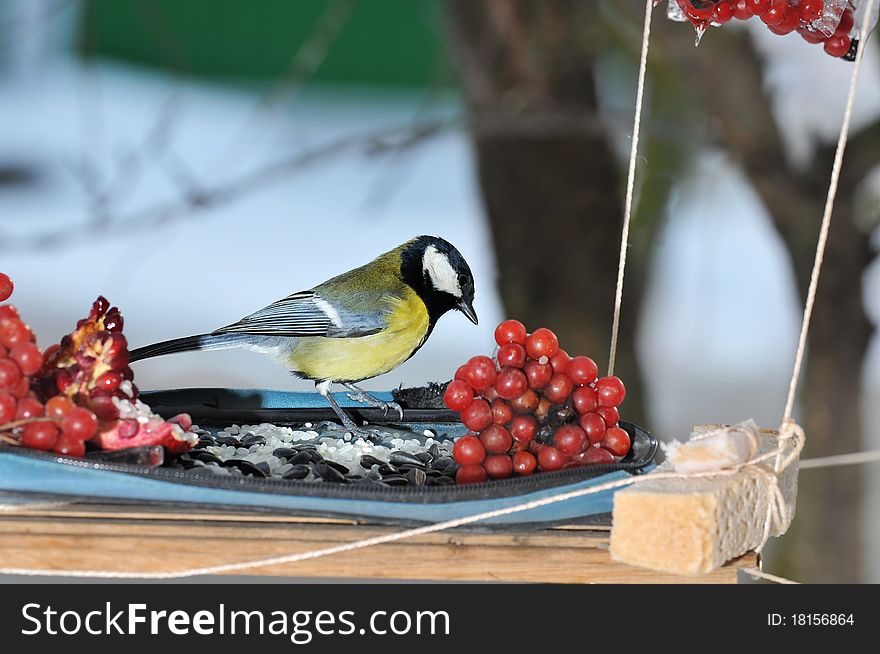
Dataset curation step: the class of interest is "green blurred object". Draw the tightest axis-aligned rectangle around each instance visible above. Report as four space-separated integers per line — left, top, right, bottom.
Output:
80 0 446 87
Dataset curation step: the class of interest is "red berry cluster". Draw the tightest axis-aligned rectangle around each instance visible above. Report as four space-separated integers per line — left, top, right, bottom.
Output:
444 319 631 484
0 272 99 456
677 0 858 59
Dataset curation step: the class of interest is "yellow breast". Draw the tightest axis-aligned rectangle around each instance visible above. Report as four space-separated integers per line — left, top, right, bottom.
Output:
286 288 431 382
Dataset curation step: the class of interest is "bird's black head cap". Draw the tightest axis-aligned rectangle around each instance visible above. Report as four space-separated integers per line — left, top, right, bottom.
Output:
400 235 478 326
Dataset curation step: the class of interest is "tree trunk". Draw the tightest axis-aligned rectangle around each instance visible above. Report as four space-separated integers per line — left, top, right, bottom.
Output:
444 0 649 425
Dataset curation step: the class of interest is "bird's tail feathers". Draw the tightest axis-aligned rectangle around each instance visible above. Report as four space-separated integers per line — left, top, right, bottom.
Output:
129 333 251 363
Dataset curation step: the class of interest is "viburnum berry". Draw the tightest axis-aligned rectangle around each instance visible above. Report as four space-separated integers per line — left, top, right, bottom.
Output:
494 367 528 400
711 1 733 24
601 427 632 457
799 0 824 22
479 423 513 455
0 318 33 349
15 397 42 420
509 389 539 414
483 454 513 479
61 407 99 441
0 273 12 302
444 379 474 412
497 342 526 369
549 349 570 374
579 412 607 445
572 447 615 465
464 355 496 391
494 319 527 346
544 373 574 404
596 405 620 428
596 376 626 407
454 365 469 381
453 434 486 465
524 360 553 389
490 398 513 425
537 446 566 471
9 343 42 376
460 399 493 432
456 464 487 485
731 0 751 20
22 421 58 451
571 385 598 415
53 436 86 458
0 358 22 390
0 391 16 423
510 414 537 444
554 424 588 455
45 395 75 419
759 0 787 26
525 328 559 361
11 375 29 398
769 7 800 35
748 0 770 15
798 25 826 44
568 356 598 386
512 450 537 476
824 34 851 58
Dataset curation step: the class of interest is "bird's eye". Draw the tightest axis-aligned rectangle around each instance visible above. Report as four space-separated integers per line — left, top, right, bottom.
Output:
458 274 468 286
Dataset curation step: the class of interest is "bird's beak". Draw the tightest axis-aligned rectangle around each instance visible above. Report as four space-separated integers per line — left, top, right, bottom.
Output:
458 298 478 325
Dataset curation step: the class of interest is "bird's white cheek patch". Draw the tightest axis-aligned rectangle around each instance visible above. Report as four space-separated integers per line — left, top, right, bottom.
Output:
423 245 461 297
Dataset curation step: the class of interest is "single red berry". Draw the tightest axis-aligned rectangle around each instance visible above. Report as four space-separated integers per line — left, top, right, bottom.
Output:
524 360 553 389
14 397 41 421
45 395 75 419
497 342 526 369
464 355 497 391
571 386 598 415
543 373 574 404
10 375 29 398
22 421 58 451
454 365 469 382
549 349 570 374
490 398 513 425
456 464 487 485
824 34 851 57
0 319 33 349
760 0 787 26
769 6 800 34
0 391 16 423
596 376 626 407
568 356 598 386
525 328 559 361
459 399 493 432
578 412 607 446
711 1 733 24
799 0 824 22
601 427 632 457
479 423 513 455
53 436 86 457
495 320 526 345
554 424 588 455
444 379 475 412
748 0 770 15
596 405 620 428
573 446 615 465
509 389 539 415
483 454 514 479
0 305 20 324
798 25 826 44
494 367 528 400
494 319 527 346
510 414 538 444
9 343 42 376
453 434 486 465
835 9 854 36
731 0 751 19
512 451 537 476
537 446 566 471
61 407 99 441
0 358 22 390
0 273 12 302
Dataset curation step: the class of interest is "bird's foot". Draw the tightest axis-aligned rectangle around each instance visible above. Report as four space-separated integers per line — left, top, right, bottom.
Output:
343 384 405 421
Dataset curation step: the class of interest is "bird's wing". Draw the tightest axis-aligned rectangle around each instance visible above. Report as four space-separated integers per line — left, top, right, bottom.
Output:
213 291 385 338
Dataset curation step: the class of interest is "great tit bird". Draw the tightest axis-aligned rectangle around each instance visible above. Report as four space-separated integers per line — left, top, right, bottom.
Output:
130 235 478 432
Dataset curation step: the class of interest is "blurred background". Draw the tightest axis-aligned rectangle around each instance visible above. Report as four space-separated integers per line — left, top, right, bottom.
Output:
1 0 878 582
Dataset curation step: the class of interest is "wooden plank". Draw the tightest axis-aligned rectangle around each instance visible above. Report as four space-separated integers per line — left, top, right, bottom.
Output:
0 504 754 583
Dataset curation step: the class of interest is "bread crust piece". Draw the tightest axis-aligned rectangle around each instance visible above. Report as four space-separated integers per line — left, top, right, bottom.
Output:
609 427 799 576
